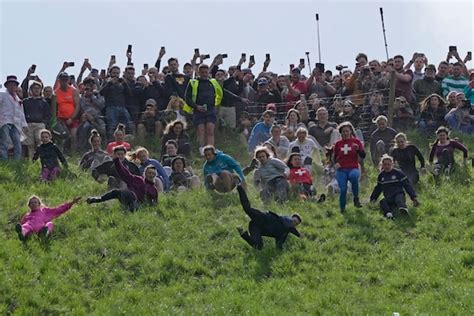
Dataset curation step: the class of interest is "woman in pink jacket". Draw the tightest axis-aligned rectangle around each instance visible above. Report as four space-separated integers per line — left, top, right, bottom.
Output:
16 196 81 241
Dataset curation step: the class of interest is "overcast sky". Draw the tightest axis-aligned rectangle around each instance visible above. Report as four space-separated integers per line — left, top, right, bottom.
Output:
0 0 472 88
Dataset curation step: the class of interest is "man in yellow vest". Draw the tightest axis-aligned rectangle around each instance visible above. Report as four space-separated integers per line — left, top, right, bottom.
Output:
185 64 223 155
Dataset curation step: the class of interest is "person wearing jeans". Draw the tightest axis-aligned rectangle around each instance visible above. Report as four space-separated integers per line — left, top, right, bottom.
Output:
0 75 28 160
333 122 365 212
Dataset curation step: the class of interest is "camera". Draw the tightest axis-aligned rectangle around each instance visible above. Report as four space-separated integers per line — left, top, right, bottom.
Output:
335 65 348 71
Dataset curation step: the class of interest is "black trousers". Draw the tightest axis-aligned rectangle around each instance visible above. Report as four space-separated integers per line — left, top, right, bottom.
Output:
237 185 266 250
101 189 138 212
380 193 407 215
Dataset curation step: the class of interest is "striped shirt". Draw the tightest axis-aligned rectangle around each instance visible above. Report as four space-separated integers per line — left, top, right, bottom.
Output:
442 75 468 96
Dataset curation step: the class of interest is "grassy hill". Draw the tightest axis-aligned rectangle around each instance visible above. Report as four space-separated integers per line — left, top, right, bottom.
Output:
0 130 473 314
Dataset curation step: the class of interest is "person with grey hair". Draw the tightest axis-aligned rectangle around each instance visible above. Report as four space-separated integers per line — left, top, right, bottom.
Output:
369 115 398 165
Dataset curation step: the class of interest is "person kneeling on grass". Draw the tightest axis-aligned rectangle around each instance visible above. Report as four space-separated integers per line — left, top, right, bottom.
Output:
236 184 301 250
369 155 419 219
87 151 158 212
203 145 245 193
16 196 81 241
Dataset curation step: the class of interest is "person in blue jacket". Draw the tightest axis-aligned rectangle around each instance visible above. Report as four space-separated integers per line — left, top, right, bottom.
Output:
370 154 420 219
203 145 245 193
247 109 275 153
129 147 170 192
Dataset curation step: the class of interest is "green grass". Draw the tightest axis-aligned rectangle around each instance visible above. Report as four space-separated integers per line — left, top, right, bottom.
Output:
1 129 473 314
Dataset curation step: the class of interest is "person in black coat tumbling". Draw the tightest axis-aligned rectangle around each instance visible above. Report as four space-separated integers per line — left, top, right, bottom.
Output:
370 154 420 219
236 184 302 250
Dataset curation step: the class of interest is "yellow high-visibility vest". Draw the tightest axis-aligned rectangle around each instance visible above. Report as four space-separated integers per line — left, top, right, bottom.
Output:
183 78 223 113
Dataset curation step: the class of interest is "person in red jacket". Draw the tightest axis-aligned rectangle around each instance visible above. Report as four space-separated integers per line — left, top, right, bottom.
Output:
87 146 158 211
333 121 365 212
16 195 81 241
286 153 325 202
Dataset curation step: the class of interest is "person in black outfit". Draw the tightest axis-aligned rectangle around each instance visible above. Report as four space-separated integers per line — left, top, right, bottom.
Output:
389 133 425 185
370 155 419 219
236 184 302 250
33 129 68 182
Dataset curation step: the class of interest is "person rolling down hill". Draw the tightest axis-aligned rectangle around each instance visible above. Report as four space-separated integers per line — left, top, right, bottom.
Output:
236 184 302 250
369 155 419 219
16 196 81 241
86 148 158 212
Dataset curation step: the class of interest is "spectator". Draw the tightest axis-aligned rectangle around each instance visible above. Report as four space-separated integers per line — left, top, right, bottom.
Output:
369 155 419 219
288 127 324 169
413 64 442 104
253 146 289 204
76 83 106 152
442 62 469 97
404 54 426 85
185 64 222 154
123 65 145 124
463 70 474 107
219 66 244 129
286 68 308 103
308 107 340 148
32 129 68 182
264 124 290 160
282 109 305 141
203 145 245 193
247 109 275 153
53 72 81 150
286 152 324 202
144 67 168 110
23 81 51 159
390 133 425 185
428 126 468 176
79 130 110 171
161 139 179 168
435 61 450 83
446 91 457 109
294 99 310 125
169 156 200 191
369 115 398 165
164 57 190 101
393 96 415 130
106 124 131 154
307 68 336 100
390 55 414 103
136 99 161 142
417 94 447 133
333 122 365 212
100 65 132 140
444 92 474 133
129 147 170 192
0 75 28 160
160 120 191 158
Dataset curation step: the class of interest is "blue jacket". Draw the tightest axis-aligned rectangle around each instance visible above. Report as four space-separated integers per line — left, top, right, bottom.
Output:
247 121 272 153
139 158 170 191
203 151 245 182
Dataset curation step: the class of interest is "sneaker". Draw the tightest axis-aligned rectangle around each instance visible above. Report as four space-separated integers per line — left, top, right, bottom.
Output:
386 212 394 219
354 197 362 208
38 226 49 238
444 164 452 176
249 158 258 170
87 197 101 204
199 147 205 156
398 207 409 216
237 227 245 236
317 194 326 203
15 224 26 242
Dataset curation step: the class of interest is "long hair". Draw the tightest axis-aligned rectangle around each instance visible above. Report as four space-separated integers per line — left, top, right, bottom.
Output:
164 120 186 135
420 93 446 112
128 147 149 163
286 152 302 168
89 129 101 146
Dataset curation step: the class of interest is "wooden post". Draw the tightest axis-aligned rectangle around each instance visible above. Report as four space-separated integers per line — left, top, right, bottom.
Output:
387 70 396 126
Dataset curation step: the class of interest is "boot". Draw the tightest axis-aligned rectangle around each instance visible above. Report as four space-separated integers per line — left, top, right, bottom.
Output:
354 197 362 208
87 197 102 204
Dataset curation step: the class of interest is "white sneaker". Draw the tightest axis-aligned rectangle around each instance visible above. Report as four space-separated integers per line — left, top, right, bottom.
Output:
386 212 394 219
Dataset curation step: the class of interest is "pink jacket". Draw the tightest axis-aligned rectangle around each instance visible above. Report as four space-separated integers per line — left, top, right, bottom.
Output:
20 203 72 231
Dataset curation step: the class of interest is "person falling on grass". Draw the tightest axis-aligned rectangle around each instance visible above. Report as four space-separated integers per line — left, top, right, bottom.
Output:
86 146 158 212
369 154 419 219
15 195 81 241
236 184 302 250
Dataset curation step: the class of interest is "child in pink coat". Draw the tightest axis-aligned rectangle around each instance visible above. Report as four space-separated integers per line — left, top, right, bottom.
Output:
15 196 81 241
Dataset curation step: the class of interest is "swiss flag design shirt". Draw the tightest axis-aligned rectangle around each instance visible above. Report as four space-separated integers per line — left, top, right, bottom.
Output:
288 167 313 185
334 137 364 169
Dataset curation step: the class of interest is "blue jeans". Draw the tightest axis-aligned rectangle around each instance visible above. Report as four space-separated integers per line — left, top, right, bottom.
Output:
0 124 22 160
106 106 131 139
335 168 360 210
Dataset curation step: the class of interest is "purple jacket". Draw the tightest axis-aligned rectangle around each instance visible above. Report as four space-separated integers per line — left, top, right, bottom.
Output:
114 158 158 203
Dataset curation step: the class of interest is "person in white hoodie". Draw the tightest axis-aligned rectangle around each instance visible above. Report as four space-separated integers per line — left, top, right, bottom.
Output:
288 127 324 170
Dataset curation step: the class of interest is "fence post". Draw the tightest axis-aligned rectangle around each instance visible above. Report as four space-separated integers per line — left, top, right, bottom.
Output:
387 70 396 126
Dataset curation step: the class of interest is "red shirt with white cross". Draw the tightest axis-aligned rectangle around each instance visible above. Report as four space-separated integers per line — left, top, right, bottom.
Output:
288 167 313 185
333 137 364 169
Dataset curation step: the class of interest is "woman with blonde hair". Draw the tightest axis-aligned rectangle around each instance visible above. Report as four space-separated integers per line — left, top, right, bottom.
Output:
389 133 425 185
128 146 170 192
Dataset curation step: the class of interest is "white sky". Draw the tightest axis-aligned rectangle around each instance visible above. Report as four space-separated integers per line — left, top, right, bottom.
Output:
0 0 473 88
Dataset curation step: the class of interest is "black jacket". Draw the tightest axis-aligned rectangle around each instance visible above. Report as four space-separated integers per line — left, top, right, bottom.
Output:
33 142 67 169
370 168 417 201
23 97 51 124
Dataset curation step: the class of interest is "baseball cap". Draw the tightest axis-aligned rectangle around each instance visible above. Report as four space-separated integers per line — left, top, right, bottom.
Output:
257 77 268 85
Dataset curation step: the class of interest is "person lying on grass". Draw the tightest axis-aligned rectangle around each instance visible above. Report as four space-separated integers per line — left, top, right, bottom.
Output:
369 154 419 219
236 184 302 250
87 146 158 212
16 196 81 241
